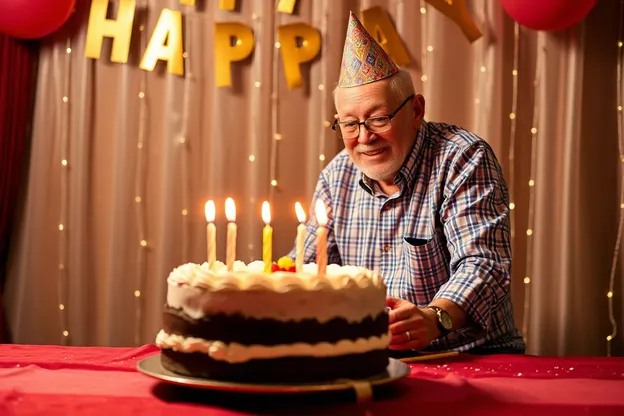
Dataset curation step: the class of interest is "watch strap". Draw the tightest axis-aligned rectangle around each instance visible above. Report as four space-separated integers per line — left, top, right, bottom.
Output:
426 306 452 335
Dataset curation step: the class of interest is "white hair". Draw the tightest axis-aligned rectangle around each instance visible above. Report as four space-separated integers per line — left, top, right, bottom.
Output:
332 68 416 109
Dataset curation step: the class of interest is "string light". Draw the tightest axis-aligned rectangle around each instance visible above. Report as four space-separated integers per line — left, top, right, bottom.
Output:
269 6 281 203
522 31 545 345
133 0 150 346
318 0 329 171
246 9 263 262
606 0 624 357
419 0 429 84
58 37 72 345
508 22 520 243
473 0 491 137
506 22 523 344
179 0 195 262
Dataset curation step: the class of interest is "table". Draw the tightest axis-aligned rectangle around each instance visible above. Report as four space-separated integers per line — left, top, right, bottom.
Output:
1 344 623 415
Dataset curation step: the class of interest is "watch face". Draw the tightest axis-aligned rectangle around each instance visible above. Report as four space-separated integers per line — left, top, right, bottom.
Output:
440 312 453 330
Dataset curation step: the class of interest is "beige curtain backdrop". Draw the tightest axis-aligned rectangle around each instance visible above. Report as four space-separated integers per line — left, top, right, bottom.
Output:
4 0 623 356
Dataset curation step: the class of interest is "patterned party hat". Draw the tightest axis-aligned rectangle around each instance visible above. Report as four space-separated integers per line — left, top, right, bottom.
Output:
337 11 399 88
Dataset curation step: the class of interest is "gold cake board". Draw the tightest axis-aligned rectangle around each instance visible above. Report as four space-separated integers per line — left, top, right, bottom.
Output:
137 353 410 404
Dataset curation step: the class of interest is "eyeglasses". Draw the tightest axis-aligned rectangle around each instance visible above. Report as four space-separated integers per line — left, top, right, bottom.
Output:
331 94 415 140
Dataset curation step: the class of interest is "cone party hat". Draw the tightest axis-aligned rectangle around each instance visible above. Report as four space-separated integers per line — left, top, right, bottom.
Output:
337 11 399 88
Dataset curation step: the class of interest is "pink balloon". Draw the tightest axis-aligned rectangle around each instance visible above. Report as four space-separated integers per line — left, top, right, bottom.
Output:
0 0 76 39
500 0 597 31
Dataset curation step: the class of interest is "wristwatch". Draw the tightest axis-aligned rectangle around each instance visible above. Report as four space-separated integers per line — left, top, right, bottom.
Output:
426 306 453 335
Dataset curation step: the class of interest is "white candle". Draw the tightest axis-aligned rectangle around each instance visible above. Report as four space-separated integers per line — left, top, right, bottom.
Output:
262 201 272 273
204 200 216 270
314 199 328 278
225 197 237 271
295 202 307 273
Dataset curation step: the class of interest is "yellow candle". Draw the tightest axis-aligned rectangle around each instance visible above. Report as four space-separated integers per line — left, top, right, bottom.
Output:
315 199 328 278
204 200 216 269
295 201 307 273
262 201 272 273
225 197 237 271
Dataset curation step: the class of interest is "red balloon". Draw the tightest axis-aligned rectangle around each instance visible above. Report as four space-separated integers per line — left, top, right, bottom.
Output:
500 0 597 31
0 0 76 39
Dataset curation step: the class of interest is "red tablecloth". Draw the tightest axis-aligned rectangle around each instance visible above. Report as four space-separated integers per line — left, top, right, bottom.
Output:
1 344 623 415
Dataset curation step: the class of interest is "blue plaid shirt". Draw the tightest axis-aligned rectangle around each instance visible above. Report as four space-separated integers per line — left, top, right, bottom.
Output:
288 121 525 352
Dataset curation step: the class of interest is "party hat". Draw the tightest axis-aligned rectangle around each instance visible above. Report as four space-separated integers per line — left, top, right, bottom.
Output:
337 11 399 88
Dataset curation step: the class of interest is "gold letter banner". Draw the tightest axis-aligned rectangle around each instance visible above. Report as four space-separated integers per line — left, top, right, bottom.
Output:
425 0 482 43
219 0 235 11
214 22 255 87
360 7 410 67
277 23 321 89
139 9 184 76
277 0 297 14
85 0 136 63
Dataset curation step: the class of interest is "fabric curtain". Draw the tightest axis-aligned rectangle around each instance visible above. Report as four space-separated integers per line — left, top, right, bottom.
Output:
0 34 39 343
3 0 623 356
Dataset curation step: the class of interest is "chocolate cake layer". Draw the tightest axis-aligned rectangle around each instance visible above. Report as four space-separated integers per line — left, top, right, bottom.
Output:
163 306 389 346
161 348 389 383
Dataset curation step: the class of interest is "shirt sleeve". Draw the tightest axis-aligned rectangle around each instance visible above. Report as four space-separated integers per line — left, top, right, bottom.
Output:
433 142 512 332
286 172 343 265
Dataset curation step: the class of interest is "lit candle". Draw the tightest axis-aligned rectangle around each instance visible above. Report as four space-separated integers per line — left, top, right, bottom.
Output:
295 202 307 272
315 199 328 278
205 200 216 269
262 201 272 273
225 198 237 271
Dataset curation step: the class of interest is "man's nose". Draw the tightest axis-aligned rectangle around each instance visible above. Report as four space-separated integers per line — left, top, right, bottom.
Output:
357 124 375 144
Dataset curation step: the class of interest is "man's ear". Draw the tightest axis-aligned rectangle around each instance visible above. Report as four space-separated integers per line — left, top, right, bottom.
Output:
413 94 425 120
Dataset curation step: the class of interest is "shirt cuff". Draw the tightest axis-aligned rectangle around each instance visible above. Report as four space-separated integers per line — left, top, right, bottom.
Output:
433 273 495 332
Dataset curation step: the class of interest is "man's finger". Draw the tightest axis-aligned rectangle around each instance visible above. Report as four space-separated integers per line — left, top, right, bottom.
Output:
388 308 404 325
389 320 412 334
389 331 411 345
385 297 402 308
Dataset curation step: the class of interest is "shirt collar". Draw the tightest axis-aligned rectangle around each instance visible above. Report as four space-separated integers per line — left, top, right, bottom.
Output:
359 121 428 196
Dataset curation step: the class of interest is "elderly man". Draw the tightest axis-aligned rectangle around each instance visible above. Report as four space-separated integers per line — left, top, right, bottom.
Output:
289 12 525 354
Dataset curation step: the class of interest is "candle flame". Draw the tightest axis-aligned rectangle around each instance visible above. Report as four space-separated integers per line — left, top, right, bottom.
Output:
315 199 328 226
262 201 271 224
205 200 215 222
225 197 236 222
295 202 306 223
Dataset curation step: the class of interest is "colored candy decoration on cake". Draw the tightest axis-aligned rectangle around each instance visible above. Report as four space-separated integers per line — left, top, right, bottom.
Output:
271 256 296 272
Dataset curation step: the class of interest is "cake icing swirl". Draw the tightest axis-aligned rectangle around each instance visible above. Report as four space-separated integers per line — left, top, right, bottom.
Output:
165 260 387 323
156 330 390 364
167 260 385 292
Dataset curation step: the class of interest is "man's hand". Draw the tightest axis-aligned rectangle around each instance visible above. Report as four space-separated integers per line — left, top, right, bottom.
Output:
386 297 440 350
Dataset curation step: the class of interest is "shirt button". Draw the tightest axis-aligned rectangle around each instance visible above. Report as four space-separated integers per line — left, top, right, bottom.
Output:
383 245 391 252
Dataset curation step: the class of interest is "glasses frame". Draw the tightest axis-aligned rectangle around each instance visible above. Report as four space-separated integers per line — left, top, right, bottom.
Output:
331 94 415 140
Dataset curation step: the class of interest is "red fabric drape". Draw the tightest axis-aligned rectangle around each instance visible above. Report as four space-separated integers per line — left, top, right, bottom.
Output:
0 35 39 343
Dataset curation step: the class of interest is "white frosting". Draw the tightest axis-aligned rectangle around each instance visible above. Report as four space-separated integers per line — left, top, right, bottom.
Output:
166 260 386 323
156 330 390 364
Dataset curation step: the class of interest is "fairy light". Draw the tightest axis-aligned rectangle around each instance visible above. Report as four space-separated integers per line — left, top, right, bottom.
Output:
58 37 72 345
419 0 429 84
473 0 491 136
606 0 624 357
508 22 520 243
522 32 545 344
179 0 195 262
318 0 329 171
133 0 150 346
245 9 263 261
269 7 281 203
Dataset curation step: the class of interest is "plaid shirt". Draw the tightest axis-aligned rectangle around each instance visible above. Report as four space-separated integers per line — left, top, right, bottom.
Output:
288 121 525 352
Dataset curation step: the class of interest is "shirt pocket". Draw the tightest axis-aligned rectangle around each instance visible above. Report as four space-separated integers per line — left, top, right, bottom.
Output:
401 233 449 306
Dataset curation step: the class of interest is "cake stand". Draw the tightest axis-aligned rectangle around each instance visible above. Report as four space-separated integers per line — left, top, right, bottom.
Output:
137 353 410 403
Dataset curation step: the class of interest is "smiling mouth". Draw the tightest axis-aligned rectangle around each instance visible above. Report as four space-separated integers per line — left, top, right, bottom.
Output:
362 148 386 157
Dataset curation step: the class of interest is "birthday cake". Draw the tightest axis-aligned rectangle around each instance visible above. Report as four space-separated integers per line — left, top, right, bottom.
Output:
155 257 390 383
